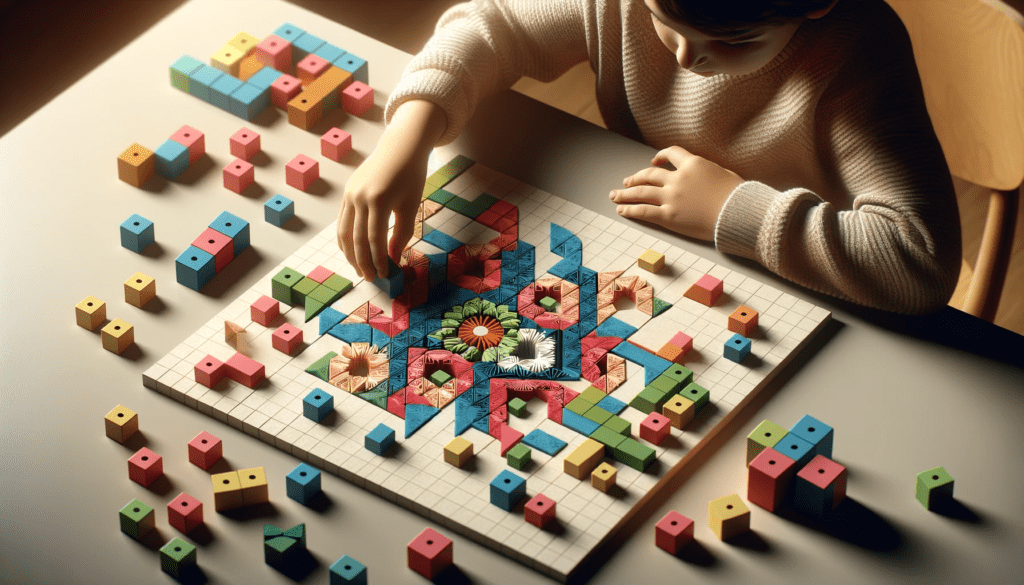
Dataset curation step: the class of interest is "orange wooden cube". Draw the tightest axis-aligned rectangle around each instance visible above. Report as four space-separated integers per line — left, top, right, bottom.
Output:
117 143 155 188
684 274 723 306
728 305 759 336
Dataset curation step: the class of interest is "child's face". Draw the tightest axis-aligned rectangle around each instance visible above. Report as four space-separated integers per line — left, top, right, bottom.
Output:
644 0 805 76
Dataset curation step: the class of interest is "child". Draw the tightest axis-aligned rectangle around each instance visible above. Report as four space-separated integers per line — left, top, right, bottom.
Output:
337 0 961 314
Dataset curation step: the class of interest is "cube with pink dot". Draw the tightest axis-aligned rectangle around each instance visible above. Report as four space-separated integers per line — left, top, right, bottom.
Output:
640 412 671 445
250 294 280 326
272 323 303 355
229 127 261 160
285 154 319 191
223 158 255 194
255 34 291 72
128 447 163 487
169 125 205 163
296 53 329 86
321 127 351 161
194 355 225 388
188 431 223 470
342 81 373 116
270 73 302 108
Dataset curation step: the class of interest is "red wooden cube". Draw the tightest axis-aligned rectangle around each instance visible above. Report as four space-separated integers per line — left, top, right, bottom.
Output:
188 431 223 470
307 265 334 284
407 527 453 580
255 34 291 72
296 53 330 85
342 81 373 116
128 447 163 487
270 73 302 108
229 127 261 160
524 493 556 528
747 447 797 512
223 158 255 194
195 355 226 388
285 154 319 191
168 492 204 533
225 352 265 388
796 454 847 514
250 295 280 326
684 274 724 306
169 125 205 163
321 127 352 161
669 331 693 354
640 412 671 445
193 227 234 273
655 510 694 554
272 322 303 355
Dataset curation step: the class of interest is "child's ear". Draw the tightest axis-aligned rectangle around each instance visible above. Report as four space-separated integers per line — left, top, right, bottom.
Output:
806 0 839 19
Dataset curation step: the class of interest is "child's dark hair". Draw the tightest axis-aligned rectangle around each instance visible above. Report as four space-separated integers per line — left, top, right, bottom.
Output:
655 0 836 34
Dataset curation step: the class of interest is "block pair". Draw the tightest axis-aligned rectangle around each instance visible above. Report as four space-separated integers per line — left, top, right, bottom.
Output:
194 352 265 389
117 124 205 187
175 211 250 291
211 467 269 511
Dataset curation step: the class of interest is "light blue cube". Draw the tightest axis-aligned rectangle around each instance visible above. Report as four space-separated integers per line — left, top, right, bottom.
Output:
209 211 249 255
120 214 154 253
790 414 834 459
313 42 346 64
774 433 815 469
364 423 395 456
489 470 526 511
246 67 283 90
175 246 215 290
228 84 270 121
188 64 223 102
154 139 189 180
273 22 305 44
329 555 367 585
303 388 334 422
285 463 322 505
169 54 203 92
723 333 751 363
264 195 294 227
292 33 325 62
334 52 368 85
210 75 243 111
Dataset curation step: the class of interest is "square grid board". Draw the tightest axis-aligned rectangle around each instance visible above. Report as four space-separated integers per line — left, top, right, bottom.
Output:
143 151 831 582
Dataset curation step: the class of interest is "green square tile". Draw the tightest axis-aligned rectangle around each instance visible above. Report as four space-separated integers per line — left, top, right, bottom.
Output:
428 370 453 387
427 188 456 205
292 277 319 306
538 296 557 312
603 416 631 436
578 386 606 405
565 397 594 416
613 437 656 472
661 364 694 386
583 405 612 426
272 267 302 304
322 274 353 295
679 381 709 411
446 195 477 216
508 397 528 417
309 284 340 305
649 374 682 394
590 425 626 449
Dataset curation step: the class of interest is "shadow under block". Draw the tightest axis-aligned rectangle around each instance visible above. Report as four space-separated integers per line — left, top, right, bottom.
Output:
128 447 163 487
330 555 367 585
104 404 138 444
655 511 694 554
124 272 156 308
524 493 556 528
119 499 155 540
160 538 197 579
916 466 955 510
591 462 617 493
117 143 155 187
407 527 453 580
444 437 474 468
101 319 134 355
794 455 847 518
747 447 796 512
76 296 106 331
747 419 788 466
286 462 322 505
168 492 204 534
708 494 751 541
212 471 244 511
563 438 604 480
188 431 223 470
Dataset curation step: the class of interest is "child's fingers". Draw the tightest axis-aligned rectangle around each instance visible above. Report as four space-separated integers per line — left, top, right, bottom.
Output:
609 185 663 205
389 204 417 265
337 201 358 270
623 166 671 188
616 202 665 225
351 203 377 281
368 206 390 280
652 145 692 169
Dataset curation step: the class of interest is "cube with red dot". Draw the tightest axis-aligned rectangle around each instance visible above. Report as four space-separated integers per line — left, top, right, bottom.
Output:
640 412 671 445
270 73 302 108
285 154 319 191
169 125 205 164
407 527 452 580
255 34 290 72
192 227 234 273
128 447 163 487
747 447 797 513
321 127 351 162
296 53 329 85
229 127 261 160
223 158 255 194
655 511 694 554
342 81 373 116
250 295 280 326
524 493 556 528
684 274 723 306
168 492 204 534
188 431 223 471
195 355 226 388
272 322 303 355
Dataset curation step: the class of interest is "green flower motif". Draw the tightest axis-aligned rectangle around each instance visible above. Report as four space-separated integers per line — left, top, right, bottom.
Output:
430 298 521 362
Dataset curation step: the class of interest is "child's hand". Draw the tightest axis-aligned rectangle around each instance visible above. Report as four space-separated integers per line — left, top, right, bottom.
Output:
609 146 744 242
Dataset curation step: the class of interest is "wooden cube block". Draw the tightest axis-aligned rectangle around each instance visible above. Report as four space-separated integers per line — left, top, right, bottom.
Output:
330 555 367 585
225 352 265 388
296 53 330 85
188 431 223 470
211 471 244 511
321 127 352 161
159 537 197 579
101 319 134 355
656 342 684 363
563 438 604 480
916 466 955 510
407 527 452 580
747 419 787 466
76 295 106 331
255 34 291 72
794 455 847 518
169 125 205 164
228 31 259 56
119 498 155 540
193 227 234 273
747 447 797 512
223 158 255 194
128 447 163 487
194 355 226 388
285 154 319 191
229 127 261 160
168 492 204 533
638 249 665 273
669 331 693 354
117 143 155 188
662 395 695 430
237 54 264 81
640 411 671 445
250 295 280 326
105 404 138 444
239 467 269 506
443 437 474 468
124 272 156 308
342 81 373 116
591 462 617 493
684 274 723 306
270 73 302 108
524 493 556 528
211 44 244 76
655 510 694 554
708 494 750 540
272 323 303 355
728 305 759 336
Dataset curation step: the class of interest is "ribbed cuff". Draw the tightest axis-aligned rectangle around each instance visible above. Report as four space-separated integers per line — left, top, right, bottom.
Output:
384 69 470 146
714 180 778 261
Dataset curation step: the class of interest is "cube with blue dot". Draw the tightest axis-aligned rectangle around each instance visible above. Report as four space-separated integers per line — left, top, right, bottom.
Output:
329 555 367 585
175 246 215 291
154 139 190 180
265 195 295 227
724 333 751 363
364 423 395 456
303 388 334 422
489 469 526 511
285 462 322 505
120 214 154 253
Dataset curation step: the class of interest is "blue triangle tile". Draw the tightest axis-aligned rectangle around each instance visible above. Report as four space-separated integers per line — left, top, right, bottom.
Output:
405 404 440 438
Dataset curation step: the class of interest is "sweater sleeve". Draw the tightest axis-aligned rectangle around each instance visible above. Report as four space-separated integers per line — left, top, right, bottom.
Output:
385 0 592 145
715 15 962 315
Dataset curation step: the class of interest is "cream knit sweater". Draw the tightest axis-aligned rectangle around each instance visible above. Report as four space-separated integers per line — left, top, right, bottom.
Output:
384 0 962 314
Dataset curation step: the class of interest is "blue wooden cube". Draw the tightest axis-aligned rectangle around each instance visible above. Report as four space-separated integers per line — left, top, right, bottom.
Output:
265 195 295 227
364 423 395 456
286 463 322 505
789 414 834 459
120 214 154 253
334 52 368 85
273 22 305 44
773 433 815 469
188 64 223 102
209 211 249 255
229 84 270 121
724 333 751 363
303 388 334 422
247 67 283 90
175 246 216 290
372 258 404 298
210 75 243 111
313 42 346 63
291 32 324 62
489 469 526 511
170 54 203 92
329 555 367 585
154 139 190 180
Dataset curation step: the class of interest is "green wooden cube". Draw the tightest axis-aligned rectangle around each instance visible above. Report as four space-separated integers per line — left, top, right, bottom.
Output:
661 364 694 386
590 425 627 450
746 420 787 465
538 296 557 312
428 370 453 387
629 386 669 414
578 386 606 405
613 437 656 471
603 416 631 436
565 396 594 416
292 277 320 306
508 397 528 417
583 405 612 426
160 538 197 578
322 274 353 295
649 373 683 394
119 499 155 540
507 443 531 470
309 284 341 306
272 267 303 304
916 466 954 510
679 381 709 411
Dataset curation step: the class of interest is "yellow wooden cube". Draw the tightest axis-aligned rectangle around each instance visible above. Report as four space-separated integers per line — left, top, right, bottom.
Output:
124 272 156 308
238 467 269 505
591 462 617 493
211 44 245 77
638 249 665 273
101 319 134 355
708 494 750 540
75 295 106 331
117 143 155 188
444 437 474 468
104 404 138 443
227 32 259 56
563 438 605 480
663 395 695 430
212 471 244 511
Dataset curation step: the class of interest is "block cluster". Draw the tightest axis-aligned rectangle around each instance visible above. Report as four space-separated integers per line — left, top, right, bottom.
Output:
175 211 250 291
656 331 692 365
194 352 266 389
117 124 205 187
78 293 135 355
272 264 353 322
211 467 269 511
629 364 707 431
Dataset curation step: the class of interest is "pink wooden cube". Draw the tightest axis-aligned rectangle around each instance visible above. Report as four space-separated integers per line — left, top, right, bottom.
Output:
169 125 205 163
295 53 330 86
655 510 694 554
307 265 334 284
192 227 234 273
272 323 303 355
195 355 226 388
640 412 671 445
225 352 265 388
270 73 302 108
230 127 261 160
524 493 556 528
748 447 797 512
285 154 319 191
168 492 204 534
321 127 352 162
797 454 848 511
342 81 373 116
128 447 163 487
407 527 453 580
669 331 694 354
254 34 291 72
684 274 724 306
250 295 280 326
188 431 223 471
223 158 255 194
